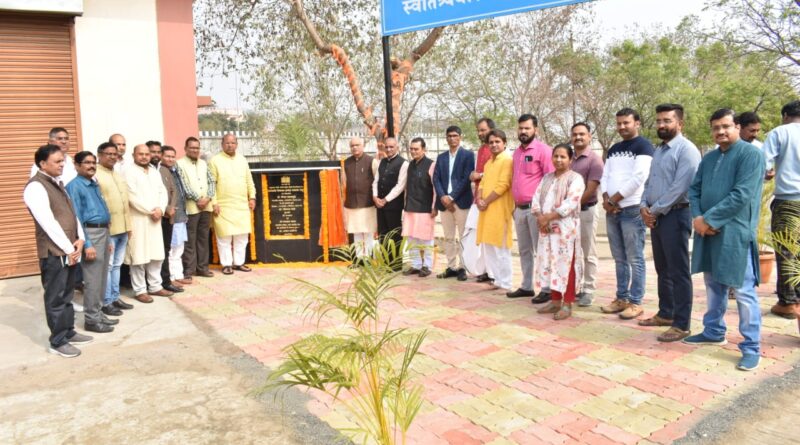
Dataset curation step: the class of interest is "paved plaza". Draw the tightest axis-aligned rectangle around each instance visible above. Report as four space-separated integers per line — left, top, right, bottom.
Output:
169 255 800 445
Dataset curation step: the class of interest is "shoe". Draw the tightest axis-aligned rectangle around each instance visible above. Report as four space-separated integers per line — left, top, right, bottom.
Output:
683 332 727 346
418 267 431 278
657 327 690 342
66 332 93 345
537 301 561 314
506 288 535 299
233 264 252 272
100 317 119 326
73 302 84 313
601 299 629 314
85 322 114 333
770 302 798 319
737 353 760 371
135 294 153 303
222 266 233 275
475 273 491 283
638 314 673 326
163 284 184 293
554 304 572 320
577 292 593 307
175 278 192 285
531 291 551 304
181 275 194 282
113 299 134 310
102 305 123 316
149 289 174 297
620 304 643 320
436 268 459 279
49 343 81 358
196 270 215 278
403 268 420 276
457 269 468 281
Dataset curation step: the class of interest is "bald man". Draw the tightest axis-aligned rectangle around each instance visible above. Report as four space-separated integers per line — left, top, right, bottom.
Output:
372 137 408 269
342 137 378 259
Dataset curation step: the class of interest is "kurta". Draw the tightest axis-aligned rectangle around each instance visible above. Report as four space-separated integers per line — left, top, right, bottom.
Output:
342 157 379 234
689 139 765 287
124 164 168 265
95 164 132 236
402 160 437 240
476 151 514 248
531 170 585 294
208 151 257 237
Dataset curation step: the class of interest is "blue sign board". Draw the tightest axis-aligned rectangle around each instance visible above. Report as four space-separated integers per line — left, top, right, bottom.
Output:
381 0 592 36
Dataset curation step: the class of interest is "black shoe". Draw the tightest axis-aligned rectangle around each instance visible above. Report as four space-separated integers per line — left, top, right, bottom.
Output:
100 316 119 326
113 299 134 310
437 268 459 279
531 291 551 304
403 268 420 276
418 267 432 278
163 284 184 293
102 305 123 316
84 322 114 333
457 268 468 281
475 273 491 283
506 288 535 299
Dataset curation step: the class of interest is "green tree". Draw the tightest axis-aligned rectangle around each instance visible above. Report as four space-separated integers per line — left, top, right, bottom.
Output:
274 114 320 161
198 112 237 132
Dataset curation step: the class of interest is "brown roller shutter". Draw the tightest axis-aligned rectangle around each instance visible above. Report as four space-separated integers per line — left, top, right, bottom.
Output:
0 13 82 278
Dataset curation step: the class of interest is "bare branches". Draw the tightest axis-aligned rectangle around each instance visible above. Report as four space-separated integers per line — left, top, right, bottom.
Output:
288 0 332 54
409 27 444 62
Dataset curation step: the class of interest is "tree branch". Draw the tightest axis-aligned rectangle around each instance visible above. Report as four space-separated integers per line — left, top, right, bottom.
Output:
409 27 445 62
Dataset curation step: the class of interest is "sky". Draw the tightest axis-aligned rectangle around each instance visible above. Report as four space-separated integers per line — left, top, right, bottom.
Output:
197 0 708 110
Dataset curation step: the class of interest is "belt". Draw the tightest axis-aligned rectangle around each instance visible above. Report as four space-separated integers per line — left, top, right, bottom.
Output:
84 222 109 229
581 202 597 211
516 204 531 210
671 203 689 210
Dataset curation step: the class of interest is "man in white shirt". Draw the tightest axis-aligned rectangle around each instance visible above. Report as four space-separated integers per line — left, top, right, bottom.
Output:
24 144 93 358
109 133 128 172
29 127 77 183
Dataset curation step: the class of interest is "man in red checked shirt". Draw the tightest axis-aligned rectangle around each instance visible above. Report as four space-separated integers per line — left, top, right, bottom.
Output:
463 117 497 284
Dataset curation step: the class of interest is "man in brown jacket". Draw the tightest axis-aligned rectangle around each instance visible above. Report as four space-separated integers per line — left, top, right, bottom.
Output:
24 144 94 358
148 141 183 294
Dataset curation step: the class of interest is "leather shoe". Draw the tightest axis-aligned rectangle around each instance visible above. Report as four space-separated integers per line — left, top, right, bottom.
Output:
436 268 459 279
163 284 184 293
475 273 492 283
149 289 174 297
196 270 214 278
175 278 192 285
135 293 153 303
102 305 123 316
100 316 119 326
771 303 798 319
418 267 431 278
457 268 468 281
506 288 535 299
233 264 252 272
531 291 552 304
84 322 114 333
113 299 134 310
222 266 233 275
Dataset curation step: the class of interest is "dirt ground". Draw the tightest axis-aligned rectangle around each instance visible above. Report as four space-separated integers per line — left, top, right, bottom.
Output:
0 276 341 445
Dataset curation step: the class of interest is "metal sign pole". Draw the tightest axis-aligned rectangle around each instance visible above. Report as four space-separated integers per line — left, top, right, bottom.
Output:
382 35 394 138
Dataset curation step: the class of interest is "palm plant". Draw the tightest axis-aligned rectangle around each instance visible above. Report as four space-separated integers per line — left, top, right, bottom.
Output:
757 180 776 250
264 234 427 445
769 200 800 287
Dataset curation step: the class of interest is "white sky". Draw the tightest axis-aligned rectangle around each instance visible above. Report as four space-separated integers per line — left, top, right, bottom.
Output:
197 0 708 109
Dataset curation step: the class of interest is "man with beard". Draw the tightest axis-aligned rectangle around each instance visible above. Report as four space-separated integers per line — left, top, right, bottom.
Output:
66 151 118 333
569 122 604 307
109 133 128 172
600 108 654 320
736 112 763 148
465 117 497 283
506 114 554 301
639 104 701 342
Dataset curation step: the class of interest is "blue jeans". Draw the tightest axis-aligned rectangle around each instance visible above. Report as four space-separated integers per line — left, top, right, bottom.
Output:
606 206 646 305
702 247 761 355
104 233 128 305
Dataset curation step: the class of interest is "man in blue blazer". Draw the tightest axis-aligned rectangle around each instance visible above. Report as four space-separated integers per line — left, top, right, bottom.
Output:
433 126 475 281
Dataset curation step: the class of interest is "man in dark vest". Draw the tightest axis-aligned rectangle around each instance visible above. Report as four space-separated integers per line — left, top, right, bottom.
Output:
342 137 378 260
372 137 408 269
402 137 437 277
24 144 94 358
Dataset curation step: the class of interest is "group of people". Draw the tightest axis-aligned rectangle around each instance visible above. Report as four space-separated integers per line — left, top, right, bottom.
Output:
26 130 256 358
342 100 800 372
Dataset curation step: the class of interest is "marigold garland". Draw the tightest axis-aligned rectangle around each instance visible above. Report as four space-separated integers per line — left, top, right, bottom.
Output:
249 210 256 261
319 171 330 263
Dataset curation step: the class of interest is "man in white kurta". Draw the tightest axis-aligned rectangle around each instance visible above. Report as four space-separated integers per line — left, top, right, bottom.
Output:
124 144 170 303
209 134 257 275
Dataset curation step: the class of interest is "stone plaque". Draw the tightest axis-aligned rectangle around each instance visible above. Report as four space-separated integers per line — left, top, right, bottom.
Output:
264 172 309 240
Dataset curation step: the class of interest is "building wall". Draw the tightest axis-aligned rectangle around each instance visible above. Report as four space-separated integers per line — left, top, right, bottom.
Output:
73 0 165 156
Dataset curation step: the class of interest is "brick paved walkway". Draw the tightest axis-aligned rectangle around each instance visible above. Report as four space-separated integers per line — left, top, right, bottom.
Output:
172 258 800 445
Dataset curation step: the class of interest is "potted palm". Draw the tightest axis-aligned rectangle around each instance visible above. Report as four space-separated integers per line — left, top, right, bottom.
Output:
264 234 427 445
757 180 776 282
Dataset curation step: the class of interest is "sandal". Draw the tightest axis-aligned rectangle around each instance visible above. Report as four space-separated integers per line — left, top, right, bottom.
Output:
537 301 561 314
233 264 252 272
222 266 233 275
554 304 572 320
